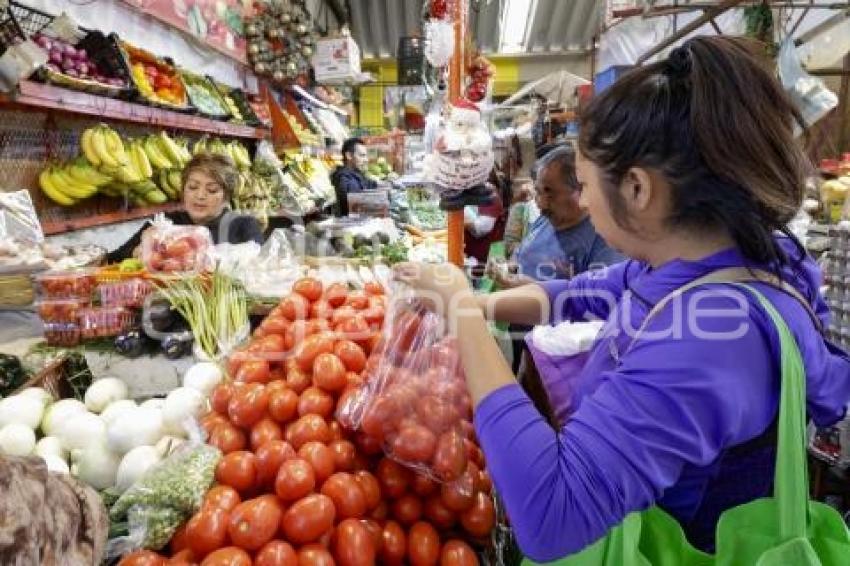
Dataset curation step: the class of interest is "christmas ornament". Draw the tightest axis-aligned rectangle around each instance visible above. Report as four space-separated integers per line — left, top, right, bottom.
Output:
423 98 494 192
424 18 455 67
244 0 314 83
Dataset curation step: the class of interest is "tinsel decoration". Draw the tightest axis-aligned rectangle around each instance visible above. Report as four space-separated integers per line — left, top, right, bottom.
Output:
244 0 317 83
424 18 455 68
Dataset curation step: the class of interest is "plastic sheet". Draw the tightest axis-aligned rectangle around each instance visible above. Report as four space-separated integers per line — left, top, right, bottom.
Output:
140 214 213 275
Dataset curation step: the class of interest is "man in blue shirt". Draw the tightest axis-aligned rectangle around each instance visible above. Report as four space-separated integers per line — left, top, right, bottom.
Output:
493 145 622 287
331 137 376 216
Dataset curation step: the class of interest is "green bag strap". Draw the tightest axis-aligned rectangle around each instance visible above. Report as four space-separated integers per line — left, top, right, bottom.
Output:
732 283 809 541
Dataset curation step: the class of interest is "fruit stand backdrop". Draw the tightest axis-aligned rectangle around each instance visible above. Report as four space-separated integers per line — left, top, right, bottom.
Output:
120 0 252 64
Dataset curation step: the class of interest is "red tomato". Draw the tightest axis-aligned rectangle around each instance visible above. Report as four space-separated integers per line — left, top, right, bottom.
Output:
170 522 191 554
199 547 251 566
440 540 480 566
411 473 438 497
201 411 228 434
236 360 271 384
209 423 248 455
281 494 336 545
333 340 367 373
274 458 315 502
327 420 345 442
416 397 460 435
360 519 383 552
390 424 437 464
118 550 167 566
328 439 356 472
228 495 282 551
261 316 291 336
361 396 400 442
344 290 369 310
203 485 242 513
250 418 283 451
307 319 331 336
365 332 383 356
285 364 311 394
167 549 196 565
361 306 385 325
258 334 287 354
370 500 389 522
392 494 423 526
297 544 334 566
336 316 370 346
460 492 496 537
324 283 348 307
465 440 485 469
294 334 335 372
345 371 364 388
321 472 367 519
376 458 411 498
393 310 423 352
255 440 297 488
408 522 440 566
380 521 406 566
215 451 257 494
432 431 467 482
440 470 474 512
293 277 323 302
297 387 335 419
268 388 299 423
278 293 310 321
355 431 383 455
424 495 457 530
364 281 384 296
478 469 493 494
312 353 347 393
286 414 332 449
227 383 269 429
266 380 289 396
211 383 235 415
353 470 381 510
332 518 376 566
297 441 335 483
331 306 358 327
186 506 230 559
309 299 334 320
255 540 297 566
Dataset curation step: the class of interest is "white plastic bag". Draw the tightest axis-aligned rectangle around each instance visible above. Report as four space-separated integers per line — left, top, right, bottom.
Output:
529 320 604 357
778 38 838 131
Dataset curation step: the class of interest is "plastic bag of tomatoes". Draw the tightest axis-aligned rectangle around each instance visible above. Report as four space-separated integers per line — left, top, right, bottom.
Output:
141 215 214 275
338 294 477 491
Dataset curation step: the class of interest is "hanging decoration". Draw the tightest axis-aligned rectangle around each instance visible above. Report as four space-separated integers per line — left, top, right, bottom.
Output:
423 0 456 68
422 98 494 192
244 0 317 83
465 50 494 102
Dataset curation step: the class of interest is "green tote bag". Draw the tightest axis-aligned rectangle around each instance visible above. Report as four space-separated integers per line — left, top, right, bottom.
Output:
523 283 850 566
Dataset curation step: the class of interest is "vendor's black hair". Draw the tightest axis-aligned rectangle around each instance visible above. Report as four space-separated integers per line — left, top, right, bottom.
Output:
579 36 811 267
341 137 365 159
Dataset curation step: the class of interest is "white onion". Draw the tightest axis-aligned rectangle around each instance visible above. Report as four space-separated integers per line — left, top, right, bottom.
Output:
107 406 164 455
100 399 137 426
41 399 86 436
0 423 36 456
34 436 67 460
116 445 162 492
162 387 205 437
84 378 129 414
59 412 106 451
182 362 223 396
0 395 46 430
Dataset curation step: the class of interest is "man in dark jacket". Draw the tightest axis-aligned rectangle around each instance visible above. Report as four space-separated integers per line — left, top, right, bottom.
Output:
331 137 376 216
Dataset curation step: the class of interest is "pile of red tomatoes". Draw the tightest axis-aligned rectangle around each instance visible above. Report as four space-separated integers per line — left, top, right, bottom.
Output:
119 277 495 566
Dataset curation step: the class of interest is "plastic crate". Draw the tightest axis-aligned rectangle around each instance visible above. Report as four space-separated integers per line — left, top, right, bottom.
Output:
37 298 90 323
398 37 424 86
98 278 152 308
34 268 97 300
78 306 136 339
43 321 81 347
594 65 633 94
0 0 52 55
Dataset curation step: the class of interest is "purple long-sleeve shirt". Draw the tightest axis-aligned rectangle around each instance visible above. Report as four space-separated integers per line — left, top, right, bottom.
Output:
474 239 850 562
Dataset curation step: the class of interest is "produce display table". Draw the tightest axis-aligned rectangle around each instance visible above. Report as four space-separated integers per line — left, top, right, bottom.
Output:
81 350 192 399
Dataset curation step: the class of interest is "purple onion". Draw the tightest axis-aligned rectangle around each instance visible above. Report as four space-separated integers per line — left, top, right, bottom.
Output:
77 62 89 76
62 57 75 72
49 49 63 65
63 45 77 58
35 35 52 50
64 68 79 78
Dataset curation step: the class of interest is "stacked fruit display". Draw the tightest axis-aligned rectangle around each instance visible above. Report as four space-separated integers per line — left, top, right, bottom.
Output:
123 42 189 109
38 125 192 207
181 72 230 119
34 32 128 89
282 109 321 146
121 278 492 564
192 138 253 171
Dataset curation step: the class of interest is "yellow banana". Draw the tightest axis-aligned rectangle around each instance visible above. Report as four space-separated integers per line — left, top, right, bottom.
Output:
176 138 192 163
102 126 130 166
80 128 101 167
51 167 98 199
91 127 120 168
158 132 183 165
144 136 173 169
168 170 183 195
192 138 208 156
132 141 153 178
39 168 77 206
68 159 112 187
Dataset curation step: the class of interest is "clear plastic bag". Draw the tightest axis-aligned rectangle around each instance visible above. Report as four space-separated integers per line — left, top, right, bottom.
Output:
0 190 43 243
106 430 222 556
338 289 476 487
140 214 214 275
778 37 838 132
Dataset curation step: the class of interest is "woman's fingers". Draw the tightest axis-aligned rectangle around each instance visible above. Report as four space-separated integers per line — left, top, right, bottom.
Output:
392 262 421 284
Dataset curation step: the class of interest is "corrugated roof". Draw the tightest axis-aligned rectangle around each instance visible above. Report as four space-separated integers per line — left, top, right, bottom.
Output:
349 0 601 59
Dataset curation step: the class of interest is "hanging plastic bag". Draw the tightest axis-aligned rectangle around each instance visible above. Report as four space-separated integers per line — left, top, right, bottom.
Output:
338 289 475 488
524 320 604 425
778 37 838 132
0 190 43 243
140 214 214 275
105 424 221 556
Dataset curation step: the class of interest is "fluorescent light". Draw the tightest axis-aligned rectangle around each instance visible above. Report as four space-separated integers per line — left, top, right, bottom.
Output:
499 0 535 53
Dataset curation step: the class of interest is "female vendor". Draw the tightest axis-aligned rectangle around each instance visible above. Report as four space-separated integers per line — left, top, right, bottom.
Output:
396 36 850 561
107 153 263 262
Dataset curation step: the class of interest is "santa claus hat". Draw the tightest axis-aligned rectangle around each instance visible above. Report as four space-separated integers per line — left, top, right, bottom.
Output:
452 98 480 113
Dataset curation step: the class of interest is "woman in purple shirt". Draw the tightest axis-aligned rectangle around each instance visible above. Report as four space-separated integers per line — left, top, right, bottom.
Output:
396 36 850 562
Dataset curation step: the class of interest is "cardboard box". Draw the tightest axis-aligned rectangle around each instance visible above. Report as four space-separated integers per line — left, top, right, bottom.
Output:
313 36 361 83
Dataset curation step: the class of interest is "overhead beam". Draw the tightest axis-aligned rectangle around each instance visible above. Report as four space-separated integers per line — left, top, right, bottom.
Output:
636 0 746 64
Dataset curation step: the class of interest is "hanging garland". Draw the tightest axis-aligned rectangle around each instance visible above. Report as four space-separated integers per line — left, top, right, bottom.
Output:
244 0 317 83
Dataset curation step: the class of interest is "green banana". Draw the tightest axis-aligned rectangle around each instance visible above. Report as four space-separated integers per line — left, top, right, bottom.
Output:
158 132 184 165
145 189 169 204
143 136 173 169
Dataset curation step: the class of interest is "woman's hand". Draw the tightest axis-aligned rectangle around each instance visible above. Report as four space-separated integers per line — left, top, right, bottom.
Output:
393 262 474 319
